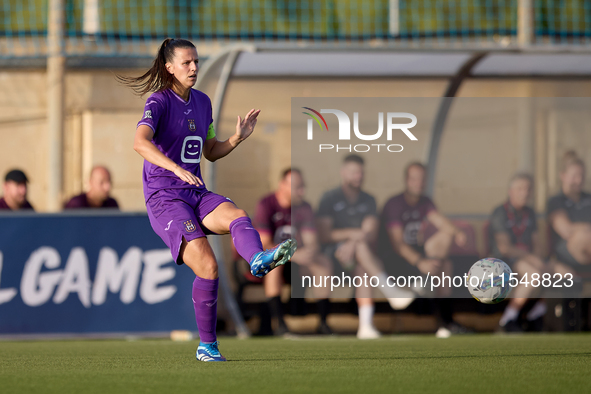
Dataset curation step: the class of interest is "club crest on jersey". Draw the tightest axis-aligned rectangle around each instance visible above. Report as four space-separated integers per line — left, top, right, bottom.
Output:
184 220 197 233
188 119 196 132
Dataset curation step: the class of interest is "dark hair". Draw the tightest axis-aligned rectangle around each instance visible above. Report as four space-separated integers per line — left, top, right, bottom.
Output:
343 154 364 166
117 38 196 96
561 150 585 173
281 168 301 180
404 161 426 179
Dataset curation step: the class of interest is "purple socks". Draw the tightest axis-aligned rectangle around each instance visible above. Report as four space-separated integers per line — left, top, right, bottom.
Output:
192 275 219 344
191 217 262 343
229 217 263 263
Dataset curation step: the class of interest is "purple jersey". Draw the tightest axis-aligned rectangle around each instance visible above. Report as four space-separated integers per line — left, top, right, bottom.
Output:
381 193 436 246
137 88 216 202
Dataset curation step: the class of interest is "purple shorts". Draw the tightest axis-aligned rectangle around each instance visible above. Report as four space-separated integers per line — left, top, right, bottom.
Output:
146 188 233 265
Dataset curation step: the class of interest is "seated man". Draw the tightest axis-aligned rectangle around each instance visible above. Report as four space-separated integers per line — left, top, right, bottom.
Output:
489 173 547 331
0 169 34 211
547 151 591 276
254 168 332 335
381 162 467 338
317 155 414 340
65 166 119 209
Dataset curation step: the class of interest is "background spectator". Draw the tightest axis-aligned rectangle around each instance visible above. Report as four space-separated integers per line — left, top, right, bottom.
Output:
317 155 414 340
381 162 467 338
254 168 333 335
547 151 591 275
0 169 34 211
489 173 546 331
64 166 119 209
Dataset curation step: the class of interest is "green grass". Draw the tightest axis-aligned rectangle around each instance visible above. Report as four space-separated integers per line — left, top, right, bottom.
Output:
1 334 590 394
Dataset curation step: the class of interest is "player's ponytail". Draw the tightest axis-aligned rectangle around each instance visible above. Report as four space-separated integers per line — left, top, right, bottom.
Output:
561 150 585 173
116 38 196 96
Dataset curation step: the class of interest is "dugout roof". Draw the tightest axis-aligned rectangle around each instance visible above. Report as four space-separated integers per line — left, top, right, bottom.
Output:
231 51 591 78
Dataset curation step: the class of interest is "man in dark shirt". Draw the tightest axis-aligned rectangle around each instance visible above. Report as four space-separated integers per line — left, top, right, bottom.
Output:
381 162 466 338
489 173 546 331
547 151 591 274
382 162 466 278
254 168 332 335
317 155 414 339
0 169 34 211
64 166 119 209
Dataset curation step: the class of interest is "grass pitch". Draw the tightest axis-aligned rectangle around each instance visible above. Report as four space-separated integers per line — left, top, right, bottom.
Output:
1 334 590 394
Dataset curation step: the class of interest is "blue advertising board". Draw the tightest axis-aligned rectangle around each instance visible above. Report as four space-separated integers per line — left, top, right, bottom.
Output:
0 212 196 335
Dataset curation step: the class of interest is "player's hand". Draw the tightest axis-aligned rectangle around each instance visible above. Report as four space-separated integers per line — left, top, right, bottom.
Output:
234 109 261 143
454 230 467 248
173 165 203 186
416 258 441 275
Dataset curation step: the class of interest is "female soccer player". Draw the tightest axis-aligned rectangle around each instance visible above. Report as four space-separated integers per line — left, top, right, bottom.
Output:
121 38 296 362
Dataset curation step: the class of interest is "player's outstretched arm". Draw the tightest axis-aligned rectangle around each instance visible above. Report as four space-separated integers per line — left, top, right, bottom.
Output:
134 125 203 186
203 109 260 162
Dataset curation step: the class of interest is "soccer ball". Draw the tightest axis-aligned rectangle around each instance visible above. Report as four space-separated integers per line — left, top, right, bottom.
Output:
467 258 512 304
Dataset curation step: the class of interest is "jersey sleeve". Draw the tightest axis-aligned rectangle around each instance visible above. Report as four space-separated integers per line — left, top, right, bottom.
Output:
529 207 538 232
367 195 377 217
64 194 85 209
383 198 403 229
205 94 216 140
298 203 316 231
106 197 120 209
316 192 334 218
207 123 216 140
424 196 437 215
489 206 509 235
253 198 273 235
137 95 165 136
546 195 563 217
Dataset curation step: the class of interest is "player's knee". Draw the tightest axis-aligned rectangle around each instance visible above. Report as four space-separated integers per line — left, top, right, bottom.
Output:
201 258 218 278
231 209 249 221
